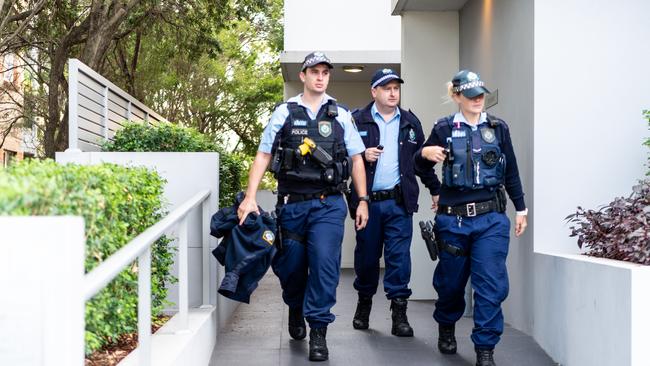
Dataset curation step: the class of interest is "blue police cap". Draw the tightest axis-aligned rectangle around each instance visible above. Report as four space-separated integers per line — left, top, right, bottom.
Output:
371 68 404 88
452 70 490 98
301 51 334 71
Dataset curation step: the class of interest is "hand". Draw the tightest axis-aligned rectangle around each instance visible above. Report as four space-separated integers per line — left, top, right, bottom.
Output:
515 214 528 237
364 147 383 163
422 146 446 163
355 201 369 230
237 195 260 225
431 195 440 211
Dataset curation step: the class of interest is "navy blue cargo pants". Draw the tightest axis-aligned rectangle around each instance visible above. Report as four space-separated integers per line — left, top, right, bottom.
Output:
271 194 347 329
354 198 413 299
433 211 510 349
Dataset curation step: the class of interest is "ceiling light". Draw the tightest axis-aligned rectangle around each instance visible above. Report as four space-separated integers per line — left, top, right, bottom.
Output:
343 66 364 73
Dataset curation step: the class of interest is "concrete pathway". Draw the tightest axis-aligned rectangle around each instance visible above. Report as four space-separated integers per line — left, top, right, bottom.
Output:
210 269 557 366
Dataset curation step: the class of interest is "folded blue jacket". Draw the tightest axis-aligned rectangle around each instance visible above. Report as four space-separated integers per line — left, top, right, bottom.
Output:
210 193 277 303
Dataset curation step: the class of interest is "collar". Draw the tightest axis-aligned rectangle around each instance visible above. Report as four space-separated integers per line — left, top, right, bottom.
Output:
453 112 487 126
288 93 335 110
371 102 401 123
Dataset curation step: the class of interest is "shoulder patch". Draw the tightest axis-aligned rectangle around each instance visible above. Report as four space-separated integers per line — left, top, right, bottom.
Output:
337 103 349 111
262 230 275 245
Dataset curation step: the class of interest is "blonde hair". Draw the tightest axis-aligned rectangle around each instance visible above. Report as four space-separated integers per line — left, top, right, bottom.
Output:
443 81 458 104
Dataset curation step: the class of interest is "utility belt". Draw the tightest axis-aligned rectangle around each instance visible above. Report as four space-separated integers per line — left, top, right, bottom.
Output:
276 184 346 206
370 184 402 204
437 186 507 217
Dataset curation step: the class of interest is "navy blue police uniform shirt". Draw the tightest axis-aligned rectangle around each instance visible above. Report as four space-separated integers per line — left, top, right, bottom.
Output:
414 113 526 211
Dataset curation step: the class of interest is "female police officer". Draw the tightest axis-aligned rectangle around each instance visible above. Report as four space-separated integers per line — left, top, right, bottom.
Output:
414 70 528 366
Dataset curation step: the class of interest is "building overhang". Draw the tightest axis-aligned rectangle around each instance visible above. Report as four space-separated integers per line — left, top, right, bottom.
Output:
391 0 468 15
280 50 401 82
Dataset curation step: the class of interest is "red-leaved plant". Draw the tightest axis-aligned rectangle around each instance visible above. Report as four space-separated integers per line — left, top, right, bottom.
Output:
566 110 650 265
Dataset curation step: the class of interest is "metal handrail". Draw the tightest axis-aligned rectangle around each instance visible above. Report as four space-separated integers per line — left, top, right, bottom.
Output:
83 188 211 365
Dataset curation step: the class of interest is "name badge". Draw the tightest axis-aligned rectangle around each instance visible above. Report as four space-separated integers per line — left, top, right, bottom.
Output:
359 130 368 137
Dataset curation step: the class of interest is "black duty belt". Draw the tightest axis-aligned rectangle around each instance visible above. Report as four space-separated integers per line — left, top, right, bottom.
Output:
277 191 341 205
438 197 500 217
370 185 402 203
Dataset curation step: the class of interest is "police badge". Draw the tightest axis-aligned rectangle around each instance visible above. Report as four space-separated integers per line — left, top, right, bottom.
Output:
480 127 496 143
318 121 332 137
408 128 416 142
262 230 275 245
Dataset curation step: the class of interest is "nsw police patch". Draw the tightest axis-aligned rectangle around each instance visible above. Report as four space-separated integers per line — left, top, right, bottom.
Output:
408 128 416 142
318 121 332 137
262 230 275 245
480 127 496 143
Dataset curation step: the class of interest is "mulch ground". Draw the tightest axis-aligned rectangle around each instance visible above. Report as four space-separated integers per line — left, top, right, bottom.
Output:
84 315 171 366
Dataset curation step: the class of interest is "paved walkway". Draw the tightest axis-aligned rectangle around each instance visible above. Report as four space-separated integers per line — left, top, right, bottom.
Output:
210 269 557 366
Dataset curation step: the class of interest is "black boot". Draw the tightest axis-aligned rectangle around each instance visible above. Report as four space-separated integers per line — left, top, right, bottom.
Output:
308 327 328 361
352 295 372 330
390 298 414 337
438 323 457 354
288 307 306 340
475 348 496 366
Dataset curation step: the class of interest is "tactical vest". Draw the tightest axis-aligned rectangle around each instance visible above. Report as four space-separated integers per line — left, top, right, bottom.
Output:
442 115 506 191
270 100 351 195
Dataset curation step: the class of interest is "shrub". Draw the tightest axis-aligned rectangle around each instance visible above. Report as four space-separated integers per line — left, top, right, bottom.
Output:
0 160 173 354
567 111 650 264
103 122 246 208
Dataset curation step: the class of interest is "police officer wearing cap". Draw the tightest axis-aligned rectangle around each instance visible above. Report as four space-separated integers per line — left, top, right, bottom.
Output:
414 70 528 366
348 68 438 337
237 51 369 362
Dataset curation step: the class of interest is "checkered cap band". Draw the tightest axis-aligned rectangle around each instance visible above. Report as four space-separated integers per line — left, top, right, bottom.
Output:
371 74 400 88
452 80 485 93
302 54 332 69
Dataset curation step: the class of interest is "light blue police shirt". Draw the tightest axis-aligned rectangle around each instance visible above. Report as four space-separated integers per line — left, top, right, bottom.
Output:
258 94 365 157
371 102 401 191
453 111 487 130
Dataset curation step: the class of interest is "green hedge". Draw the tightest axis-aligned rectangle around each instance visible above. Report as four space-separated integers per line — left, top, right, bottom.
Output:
0 160 173 354
103 122 245 208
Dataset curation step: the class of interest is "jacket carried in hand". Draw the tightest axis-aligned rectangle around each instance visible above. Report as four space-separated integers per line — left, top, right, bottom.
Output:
210 193 277 303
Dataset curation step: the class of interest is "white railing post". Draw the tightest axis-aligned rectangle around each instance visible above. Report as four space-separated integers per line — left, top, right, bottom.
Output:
177 216 189 332
201 199 211 307
138 247 152 366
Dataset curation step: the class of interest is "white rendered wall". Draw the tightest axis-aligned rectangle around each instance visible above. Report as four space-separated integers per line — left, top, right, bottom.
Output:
534 0 649 255
400 11 459 299
459 0 534 334
533 1 650 364
0 217 85 366
284 0 400 52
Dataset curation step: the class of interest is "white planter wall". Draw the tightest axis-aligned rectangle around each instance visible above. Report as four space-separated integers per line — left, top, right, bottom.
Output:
55 151 237 327
534 253 650 366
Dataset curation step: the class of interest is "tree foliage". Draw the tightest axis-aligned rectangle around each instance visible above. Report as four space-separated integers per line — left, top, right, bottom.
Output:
1 0 283 158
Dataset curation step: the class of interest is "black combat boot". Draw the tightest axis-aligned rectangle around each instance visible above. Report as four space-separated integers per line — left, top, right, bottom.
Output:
288 307 306 340
475 348 496 366
390 298 414 337
438 323 457 354
308 327 328 361
352 295 372 330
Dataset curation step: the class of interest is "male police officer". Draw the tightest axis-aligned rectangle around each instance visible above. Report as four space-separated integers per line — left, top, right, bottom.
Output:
237 51 369 362
348 68 438 336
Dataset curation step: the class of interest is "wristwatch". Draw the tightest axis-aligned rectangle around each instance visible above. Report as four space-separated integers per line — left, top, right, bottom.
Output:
358 195 371 203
